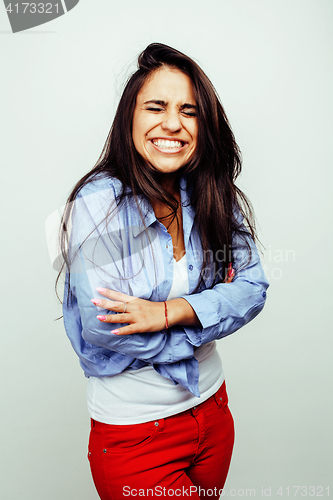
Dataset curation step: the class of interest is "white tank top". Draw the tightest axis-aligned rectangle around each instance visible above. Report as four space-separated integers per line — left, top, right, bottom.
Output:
87 254 224 424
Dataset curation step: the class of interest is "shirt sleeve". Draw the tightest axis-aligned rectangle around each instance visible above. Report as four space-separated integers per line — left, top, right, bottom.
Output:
180 226 269 347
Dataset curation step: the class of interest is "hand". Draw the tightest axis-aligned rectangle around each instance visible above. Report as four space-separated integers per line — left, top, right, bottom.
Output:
91 263 234 336
91 288 165 336
223 264 235 283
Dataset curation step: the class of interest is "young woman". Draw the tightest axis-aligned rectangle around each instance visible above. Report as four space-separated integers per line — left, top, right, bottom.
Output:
60 43 269 499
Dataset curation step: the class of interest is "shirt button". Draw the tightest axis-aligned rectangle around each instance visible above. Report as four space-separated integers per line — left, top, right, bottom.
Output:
189 265 193 271
166 244 169 249
262 291 267 298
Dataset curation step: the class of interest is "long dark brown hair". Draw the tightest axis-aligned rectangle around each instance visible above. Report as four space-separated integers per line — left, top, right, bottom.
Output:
57 42 256 302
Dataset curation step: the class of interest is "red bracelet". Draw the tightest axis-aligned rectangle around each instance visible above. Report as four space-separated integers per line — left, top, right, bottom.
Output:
163 300 168 333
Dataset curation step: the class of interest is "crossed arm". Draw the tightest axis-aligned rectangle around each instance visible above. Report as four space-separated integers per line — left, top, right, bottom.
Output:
66 184 268 367
90 267 235 336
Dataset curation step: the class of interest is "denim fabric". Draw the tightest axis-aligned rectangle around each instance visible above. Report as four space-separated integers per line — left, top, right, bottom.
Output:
88 382 234 499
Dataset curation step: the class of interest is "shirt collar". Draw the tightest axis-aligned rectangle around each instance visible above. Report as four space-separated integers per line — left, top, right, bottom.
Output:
130 175 195 238
180 175 195 243
129 196 157 238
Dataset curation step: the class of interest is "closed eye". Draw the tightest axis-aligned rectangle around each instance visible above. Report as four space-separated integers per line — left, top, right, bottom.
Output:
146 107 196 117
181 104 197 117
146 107 164 112
182 111 197 117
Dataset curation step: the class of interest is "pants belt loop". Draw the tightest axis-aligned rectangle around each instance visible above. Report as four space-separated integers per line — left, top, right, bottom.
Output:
157 418 165 431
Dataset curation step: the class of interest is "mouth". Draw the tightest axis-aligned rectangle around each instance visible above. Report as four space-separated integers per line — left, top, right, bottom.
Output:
150 138 187 154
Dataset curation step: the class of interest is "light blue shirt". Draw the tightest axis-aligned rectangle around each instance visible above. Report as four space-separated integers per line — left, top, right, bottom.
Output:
63 174 269 397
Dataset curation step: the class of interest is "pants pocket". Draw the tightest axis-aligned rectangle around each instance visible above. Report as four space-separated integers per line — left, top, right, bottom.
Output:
214 381 229 412
93 419 160 455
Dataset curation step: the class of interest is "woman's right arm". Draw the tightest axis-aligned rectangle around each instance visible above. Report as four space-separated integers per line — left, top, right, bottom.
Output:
65 180 196 368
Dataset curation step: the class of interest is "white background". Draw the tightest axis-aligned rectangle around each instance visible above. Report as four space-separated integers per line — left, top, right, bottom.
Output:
1 1 332 498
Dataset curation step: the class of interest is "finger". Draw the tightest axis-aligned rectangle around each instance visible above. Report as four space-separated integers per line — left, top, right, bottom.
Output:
96 288 137 302
111 324 138 336
97 313 131 324
225 273 234 283
224 268 235 283
91 298 129 312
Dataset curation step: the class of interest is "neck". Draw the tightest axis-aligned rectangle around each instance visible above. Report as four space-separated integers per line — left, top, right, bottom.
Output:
158 172 179 197
149 175 181 217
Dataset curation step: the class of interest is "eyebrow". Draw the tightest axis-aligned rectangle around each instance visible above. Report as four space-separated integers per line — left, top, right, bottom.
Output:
143 99 197 110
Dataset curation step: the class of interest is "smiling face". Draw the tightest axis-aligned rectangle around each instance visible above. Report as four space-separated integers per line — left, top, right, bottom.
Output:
132 66 198 176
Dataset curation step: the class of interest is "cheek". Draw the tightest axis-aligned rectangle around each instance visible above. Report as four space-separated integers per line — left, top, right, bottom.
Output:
132 108 143 145
193 123 198 143
189 120 198 144
191 126 198 151
132 125 144 155
132 114 152 152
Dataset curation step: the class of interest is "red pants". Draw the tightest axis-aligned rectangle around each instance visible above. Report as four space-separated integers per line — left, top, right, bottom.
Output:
88 382 234 500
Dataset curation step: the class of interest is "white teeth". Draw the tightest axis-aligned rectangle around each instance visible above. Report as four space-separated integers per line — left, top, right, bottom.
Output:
152 139 183 149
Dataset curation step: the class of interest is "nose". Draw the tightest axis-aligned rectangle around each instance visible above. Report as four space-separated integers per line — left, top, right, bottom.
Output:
161 110 182 133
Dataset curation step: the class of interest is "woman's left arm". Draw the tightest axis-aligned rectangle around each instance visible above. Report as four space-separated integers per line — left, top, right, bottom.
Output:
178 231 269 347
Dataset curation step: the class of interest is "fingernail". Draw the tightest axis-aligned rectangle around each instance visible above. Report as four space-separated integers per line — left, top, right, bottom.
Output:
96 287 106 294
111 329 119 335
97 315 106 321
91 299 101 305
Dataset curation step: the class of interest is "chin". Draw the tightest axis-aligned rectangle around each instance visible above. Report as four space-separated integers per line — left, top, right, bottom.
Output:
150 160 184 173
156 166 183 175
